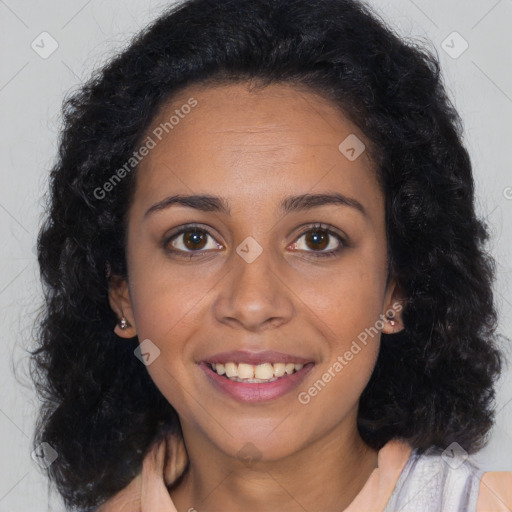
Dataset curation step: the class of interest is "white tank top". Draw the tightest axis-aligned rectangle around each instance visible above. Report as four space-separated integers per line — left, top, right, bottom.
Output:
383 446 484 511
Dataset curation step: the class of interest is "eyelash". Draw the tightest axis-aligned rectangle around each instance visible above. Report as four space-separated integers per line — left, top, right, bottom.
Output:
162 223 346 260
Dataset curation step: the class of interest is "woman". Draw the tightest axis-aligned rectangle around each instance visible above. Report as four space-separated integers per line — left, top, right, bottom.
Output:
32 0 511 510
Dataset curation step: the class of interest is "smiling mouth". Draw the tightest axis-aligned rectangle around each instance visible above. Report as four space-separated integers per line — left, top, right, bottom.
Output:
207 361 306 383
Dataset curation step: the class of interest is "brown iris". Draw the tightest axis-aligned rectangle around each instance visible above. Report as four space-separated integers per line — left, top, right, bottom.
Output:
305 229 329 251
183 229 207 250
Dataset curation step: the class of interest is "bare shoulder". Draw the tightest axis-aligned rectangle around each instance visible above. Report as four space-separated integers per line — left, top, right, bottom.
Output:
476 471 512 512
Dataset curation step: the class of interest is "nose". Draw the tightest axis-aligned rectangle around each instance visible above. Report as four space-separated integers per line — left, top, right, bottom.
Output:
212 240 294 332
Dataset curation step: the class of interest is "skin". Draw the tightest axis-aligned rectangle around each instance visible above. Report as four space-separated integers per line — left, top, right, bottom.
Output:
109 81 405 512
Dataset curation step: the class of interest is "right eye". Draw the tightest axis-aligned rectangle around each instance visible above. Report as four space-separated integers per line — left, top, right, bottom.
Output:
163 224 224 258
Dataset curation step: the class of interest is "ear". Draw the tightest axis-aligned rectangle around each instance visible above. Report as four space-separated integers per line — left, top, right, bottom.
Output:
381 278 406 335
108 275 137 338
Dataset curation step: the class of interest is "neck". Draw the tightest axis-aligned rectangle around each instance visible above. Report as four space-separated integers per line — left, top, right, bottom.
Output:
170 413 378 512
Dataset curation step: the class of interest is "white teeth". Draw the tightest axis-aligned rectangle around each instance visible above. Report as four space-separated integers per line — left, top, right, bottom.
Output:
273 363 286 377
238 363 254 379
210 361 307 381
225 362 238 378
254 363 274 380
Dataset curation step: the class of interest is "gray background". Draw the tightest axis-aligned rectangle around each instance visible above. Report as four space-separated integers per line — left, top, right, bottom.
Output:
0 0 511 510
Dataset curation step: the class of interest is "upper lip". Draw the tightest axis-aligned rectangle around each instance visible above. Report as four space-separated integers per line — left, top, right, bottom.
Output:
200 350 314 366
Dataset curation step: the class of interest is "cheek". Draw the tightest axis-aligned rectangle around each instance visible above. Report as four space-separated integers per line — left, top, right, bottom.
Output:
299 253 385 398
127 240 213 341
128 272 196 413
296 339 379 443
296 260 384 427
126 256 216 397
129 274 197 359
308 253 388 346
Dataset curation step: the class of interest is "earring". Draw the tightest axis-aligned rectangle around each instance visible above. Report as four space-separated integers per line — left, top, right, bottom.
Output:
119 317 130 329
387 317 396 327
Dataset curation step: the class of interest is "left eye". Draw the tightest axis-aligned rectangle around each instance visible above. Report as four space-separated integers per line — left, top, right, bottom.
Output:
291 225 344 256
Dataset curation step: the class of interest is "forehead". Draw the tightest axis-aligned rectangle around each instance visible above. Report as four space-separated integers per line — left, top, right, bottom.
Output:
132 81 381 217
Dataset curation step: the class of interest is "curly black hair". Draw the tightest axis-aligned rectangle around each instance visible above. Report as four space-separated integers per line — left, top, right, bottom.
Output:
31 0 503 509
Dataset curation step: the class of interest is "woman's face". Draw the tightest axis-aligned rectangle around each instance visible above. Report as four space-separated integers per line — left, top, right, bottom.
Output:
110 81 403 462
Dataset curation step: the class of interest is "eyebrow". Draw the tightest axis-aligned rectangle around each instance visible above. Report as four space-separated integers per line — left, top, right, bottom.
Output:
144 192 367 218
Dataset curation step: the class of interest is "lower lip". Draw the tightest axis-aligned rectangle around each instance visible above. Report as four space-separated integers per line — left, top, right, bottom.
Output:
199 362 314 402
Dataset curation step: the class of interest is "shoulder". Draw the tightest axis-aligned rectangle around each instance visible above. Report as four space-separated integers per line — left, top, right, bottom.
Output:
476 471 512 512
385 445 512 512
384 444 483 511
